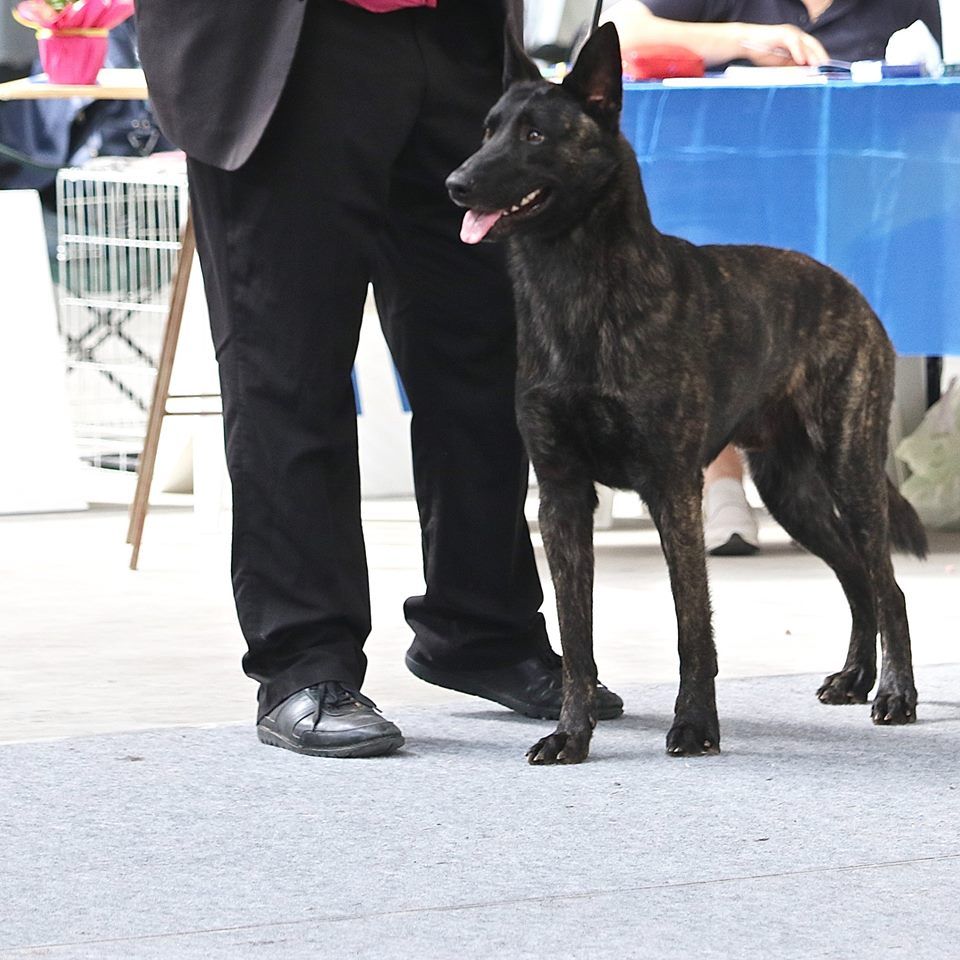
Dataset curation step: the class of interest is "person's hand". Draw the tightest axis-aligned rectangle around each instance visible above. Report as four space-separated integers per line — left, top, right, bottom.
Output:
736 22 829 66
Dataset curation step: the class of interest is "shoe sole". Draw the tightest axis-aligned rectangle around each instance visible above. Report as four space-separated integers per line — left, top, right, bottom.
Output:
708 533 759 557
257 728 405 758
405 654 623 721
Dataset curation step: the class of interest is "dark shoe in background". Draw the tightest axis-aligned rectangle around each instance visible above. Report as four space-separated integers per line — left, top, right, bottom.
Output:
405 649 624 721
257 682 404 758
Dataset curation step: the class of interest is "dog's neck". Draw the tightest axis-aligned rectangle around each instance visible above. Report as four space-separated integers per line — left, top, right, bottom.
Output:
507 136 667 340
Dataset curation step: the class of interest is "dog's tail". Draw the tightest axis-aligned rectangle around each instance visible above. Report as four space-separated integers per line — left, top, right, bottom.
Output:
887 479 928 559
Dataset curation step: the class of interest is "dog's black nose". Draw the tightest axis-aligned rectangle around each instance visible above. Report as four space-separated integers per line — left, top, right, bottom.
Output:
445 170 473 205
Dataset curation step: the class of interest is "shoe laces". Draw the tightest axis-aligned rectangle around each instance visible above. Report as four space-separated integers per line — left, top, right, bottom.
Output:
533 648 611 696
312 682 379 728
528 649 563 700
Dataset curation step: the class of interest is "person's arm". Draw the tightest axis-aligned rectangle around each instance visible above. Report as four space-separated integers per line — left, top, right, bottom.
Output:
601 0 829 68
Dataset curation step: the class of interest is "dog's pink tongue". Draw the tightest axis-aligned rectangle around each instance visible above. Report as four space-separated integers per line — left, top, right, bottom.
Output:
460 209 503 244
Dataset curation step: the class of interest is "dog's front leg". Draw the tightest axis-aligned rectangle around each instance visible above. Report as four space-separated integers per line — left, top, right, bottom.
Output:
527 476 598 765
648 482 721 756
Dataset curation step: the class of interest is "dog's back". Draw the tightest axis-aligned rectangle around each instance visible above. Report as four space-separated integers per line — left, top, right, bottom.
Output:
661 239 893 461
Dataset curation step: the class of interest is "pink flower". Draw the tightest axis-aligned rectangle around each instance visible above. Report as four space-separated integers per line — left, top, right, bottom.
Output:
14 0 135 32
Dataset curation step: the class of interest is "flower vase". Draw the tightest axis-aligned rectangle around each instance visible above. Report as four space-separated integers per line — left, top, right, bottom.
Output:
37 28 108 85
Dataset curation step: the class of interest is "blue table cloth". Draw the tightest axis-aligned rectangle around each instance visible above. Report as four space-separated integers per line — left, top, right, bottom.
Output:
621 78 960 356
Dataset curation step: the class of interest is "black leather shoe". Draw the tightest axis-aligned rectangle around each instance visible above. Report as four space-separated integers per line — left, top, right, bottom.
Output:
257 683 404 758
405 650 624 721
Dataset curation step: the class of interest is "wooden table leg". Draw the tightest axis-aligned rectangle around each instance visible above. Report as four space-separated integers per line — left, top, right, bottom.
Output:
127 212 196 570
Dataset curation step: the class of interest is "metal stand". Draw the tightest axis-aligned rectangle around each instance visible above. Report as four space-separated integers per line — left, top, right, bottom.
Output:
590 0 605 33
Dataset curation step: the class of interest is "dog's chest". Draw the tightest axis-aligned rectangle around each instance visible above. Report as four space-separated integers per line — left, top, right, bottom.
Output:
517 380 644 488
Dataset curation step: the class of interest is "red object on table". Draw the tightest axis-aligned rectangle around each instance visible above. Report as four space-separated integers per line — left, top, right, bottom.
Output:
622 44 704 80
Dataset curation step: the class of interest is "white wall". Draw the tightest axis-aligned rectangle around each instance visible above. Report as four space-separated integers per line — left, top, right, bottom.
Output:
525 0 596 50
0 191 87 513
942 0 960 62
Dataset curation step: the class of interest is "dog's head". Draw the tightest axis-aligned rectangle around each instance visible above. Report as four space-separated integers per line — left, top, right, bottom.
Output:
447 22 624 244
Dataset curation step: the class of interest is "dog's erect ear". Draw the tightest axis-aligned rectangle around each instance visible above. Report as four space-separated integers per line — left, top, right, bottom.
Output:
562 22 623 131
502 17 543 88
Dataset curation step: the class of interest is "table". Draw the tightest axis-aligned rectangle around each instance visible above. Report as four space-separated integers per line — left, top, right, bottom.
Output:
621 77 960 357
0 67 147 100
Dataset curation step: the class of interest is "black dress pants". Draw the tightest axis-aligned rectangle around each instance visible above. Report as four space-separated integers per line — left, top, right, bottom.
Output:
186 0 549 719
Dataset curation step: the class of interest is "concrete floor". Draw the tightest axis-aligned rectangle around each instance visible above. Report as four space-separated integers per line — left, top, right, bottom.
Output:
1 471 959 958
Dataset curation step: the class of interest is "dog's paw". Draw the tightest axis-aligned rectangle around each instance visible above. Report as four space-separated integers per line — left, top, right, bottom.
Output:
526 730 591 765
817 666 875 704
871 688 917 725
665 719 720 757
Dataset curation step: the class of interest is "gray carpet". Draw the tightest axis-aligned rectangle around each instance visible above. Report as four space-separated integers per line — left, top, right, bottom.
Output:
3 666 960 959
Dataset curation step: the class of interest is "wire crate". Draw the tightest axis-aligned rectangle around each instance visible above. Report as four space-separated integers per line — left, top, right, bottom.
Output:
56 155 189 471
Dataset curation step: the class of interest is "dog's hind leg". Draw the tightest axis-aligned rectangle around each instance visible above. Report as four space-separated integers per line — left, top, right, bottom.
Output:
826 467 917 724
747 442 878 704
814 355 917 724
645 479 721 756
526 475 599 765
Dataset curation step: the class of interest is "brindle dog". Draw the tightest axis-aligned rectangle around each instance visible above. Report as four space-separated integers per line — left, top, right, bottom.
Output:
446 23 927 764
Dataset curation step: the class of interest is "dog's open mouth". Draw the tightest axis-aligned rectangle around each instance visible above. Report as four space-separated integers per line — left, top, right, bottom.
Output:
460 188 550 244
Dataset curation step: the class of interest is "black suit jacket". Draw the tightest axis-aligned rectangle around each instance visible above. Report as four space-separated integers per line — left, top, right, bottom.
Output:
136 0 524 171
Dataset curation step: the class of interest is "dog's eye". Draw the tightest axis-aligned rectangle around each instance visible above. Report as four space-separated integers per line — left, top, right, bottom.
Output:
526 129 544 144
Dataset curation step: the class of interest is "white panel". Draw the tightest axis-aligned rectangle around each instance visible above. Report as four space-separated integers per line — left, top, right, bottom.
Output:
355 290 415 499
0 190 87 514
942 0 960 63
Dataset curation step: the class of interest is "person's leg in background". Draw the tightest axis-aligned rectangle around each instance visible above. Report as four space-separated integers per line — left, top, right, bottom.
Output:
701 360 948 554
703 443 759 556
372 0 623 720
185 2 429 756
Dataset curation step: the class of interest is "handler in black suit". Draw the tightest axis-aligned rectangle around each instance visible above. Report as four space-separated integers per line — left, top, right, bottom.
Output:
136 0 623 757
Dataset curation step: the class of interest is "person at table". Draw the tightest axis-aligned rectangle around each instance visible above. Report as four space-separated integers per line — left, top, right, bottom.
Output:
134 0 624 758
603 0 943 556
604 0 942 71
